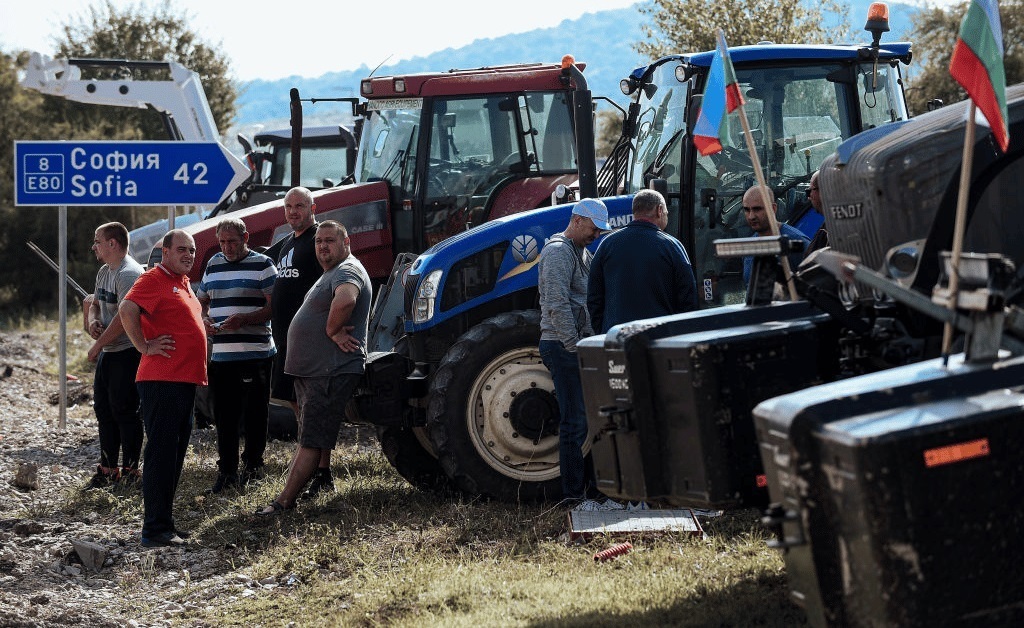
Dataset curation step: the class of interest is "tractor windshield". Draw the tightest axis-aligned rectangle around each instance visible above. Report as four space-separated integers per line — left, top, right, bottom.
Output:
684 59 908 307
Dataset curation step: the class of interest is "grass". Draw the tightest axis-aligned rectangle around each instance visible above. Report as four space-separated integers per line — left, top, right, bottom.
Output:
63 424 807 627
22 320 807 626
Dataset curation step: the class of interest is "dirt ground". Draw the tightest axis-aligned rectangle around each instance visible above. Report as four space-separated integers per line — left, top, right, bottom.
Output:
0 327 372 627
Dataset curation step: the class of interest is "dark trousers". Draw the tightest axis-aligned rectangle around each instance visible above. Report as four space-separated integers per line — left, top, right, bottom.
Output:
208 357 273 475
539 339 595 500
138 381 195 539
93 348 143 470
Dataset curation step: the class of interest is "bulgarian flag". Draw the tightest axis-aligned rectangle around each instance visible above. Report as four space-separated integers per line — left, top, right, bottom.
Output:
694 31 745 156
949 0 1009 152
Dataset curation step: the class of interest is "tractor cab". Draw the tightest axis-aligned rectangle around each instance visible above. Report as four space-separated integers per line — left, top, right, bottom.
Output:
619 43 912 306
354 69 580 254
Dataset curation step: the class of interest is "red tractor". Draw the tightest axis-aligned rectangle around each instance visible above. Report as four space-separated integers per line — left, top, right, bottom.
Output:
154 58 599 282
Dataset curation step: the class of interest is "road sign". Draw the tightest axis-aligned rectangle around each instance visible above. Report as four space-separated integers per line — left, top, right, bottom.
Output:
13 141 249 206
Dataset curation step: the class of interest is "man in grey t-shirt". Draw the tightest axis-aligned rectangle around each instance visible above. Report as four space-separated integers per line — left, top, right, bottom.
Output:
256 220 372 516
86 222 145 488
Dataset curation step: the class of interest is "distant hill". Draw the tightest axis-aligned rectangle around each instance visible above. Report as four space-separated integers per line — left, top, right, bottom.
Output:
232 1 920 132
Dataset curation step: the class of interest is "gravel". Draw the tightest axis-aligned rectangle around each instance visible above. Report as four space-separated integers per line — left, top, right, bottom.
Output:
0 327 374 627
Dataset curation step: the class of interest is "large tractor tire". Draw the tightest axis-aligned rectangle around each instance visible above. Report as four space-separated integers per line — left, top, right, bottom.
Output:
426 310 563 502
375 425 452 493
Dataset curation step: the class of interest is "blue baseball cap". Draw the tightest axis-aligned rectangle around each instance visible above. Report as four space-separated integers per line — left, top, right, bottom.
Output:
572 198 611 231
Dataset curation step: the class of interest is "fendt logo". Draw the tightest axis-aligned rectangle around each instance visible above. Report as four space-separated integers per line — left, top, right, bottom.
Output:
511 234 539 263
829 203 863 220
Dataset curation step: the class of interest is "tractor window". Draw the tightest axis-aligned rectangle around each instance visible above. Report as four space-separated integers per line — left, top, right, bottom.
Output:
355 103 421 197
420 92 576 248
858 63 909 130
527 92 576 172
269 145 351 188
627 62 689 198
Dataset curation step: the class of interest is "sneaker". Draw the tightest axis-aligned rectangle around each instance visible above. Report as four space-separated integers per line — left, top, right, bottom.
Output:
207 472 238 495
140 533 185 548
239 465 264 488
86 466 114 490
301 469 334 499
626 501 650 511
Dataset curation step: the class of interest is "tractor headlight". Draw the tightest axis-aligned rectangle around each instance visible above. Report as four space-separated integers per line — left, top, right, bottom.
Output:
714 235 802 258
413 269 443 323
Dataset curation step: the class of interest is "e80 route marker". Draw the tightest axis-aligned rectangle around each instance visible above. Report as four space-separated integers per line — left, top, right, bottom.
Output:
13 141 249 207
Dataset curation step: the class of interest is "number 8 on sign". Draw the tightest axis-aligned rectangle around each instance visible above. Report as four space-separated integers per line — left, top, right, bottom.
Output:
23 153 65 194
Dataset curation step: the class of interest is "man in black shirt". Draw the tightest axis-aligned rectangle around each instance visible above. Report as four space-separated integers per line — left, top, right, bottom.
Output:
266 187 334 496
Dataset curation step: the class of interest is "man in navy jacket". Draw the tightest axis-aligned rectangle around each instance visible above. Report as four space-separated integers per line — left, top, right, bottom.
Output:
587 189 698 334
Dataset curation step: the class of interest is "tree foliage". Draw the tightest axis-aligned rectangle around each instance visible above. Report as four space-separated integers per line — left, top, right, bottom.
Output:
636 0 850 58
0 1 236 315
906 0 1024 115
596 109 624 159
52 0 236 137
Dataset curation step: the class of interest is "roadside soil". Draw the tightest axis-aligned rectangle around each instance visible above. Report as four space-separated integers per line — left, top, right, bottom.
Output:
0 327 373 627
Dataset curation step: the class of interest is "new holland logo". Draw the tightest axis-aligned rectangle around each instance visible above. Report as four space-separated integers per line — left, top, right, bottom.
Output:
511 234 539 263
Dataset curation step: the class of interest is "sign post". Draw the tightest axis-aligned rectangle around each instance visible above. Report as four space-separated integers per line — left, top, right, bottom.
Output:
59 206 67 427
14 140 248 428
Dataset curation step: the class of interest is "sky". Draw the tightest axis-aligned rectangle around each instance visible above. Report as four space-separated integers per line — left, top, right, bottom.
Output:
0 0 642 81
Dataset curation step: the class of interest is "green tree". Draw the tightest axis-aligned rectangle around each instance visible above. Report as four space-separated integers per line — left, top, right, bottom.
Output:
52 0 236 136
0 1 237 315
596 109 624 159
637 0 850 59
906 0 1023 115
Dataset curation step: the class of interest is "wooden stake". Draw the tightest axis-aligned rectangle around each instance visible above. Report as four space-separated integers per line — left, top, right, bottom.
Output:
941 102 977 363
734 84 799 301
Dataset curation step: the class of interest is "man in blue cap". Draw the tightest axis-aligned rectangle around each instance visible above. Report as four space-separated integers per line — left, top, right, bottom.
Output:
588 189 697 334
538 198 611 508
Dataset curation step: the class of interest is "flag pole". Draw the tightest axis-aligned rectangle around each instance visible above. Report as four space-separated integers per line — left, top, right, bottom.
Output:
727 37 798 300
940 101 977 363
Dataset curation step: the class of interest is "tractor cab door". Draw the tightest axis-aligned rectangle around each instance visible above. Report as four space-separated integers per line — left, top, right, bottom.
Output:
417 92 577 249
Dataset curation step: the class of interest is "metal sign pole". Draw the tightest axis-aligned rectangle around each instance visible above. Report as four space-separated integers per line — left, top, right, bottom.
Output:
168 205 175 230
58 205 67 429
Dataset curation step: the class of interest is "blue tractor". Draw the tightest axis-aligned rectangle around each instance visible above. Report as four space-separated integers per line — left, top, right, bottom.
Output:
354 35 914 501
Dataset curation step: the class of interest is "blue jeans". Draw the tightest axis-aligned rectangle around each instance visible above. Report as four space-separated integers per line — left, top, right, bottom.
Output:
539 339 594 500
138 381 196 540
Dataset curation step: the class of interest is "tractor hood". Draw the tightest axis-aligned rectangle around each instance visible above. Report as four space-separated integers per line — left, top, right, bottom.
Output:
404 196 634 331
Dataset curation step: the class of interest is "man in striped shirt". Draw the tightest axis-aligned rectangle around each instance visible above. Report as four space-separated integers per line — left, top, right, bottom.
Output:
196 218 278 493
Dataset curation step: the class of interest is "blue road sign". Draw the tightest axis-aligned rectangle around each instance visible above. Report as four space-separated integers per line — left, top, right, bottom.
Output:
13 141 249 207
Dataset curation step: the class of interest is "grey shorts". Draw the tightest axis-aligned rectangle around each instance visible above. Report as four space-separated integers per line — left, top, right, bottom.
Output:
293 374 360 449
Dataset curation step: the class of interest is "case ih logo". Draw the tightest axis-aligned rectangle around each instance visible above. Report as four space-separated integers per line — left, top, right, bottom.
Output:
829 203 863 220
511 234 539 263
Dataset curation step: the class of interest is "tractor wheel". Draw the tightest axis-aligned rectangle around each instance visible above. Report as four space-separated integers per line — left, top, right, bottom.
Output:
375 425 452 493
426 310 562 502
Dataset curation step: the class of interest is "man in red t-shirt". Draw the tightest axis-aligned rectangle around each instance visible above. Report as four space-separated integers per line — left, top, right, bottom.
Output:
120 229 208 548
